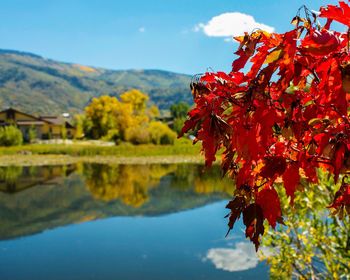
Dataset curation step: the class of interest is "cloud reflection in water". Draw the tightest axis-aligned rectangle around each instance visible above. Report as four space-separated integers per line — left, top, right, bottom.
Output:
205 242 259 272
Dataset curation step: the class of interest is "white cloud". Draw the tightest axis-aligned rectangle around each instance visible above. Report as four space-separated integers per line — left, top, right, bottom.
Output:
139 27 146 33
194 12 274 38
204 242 259 272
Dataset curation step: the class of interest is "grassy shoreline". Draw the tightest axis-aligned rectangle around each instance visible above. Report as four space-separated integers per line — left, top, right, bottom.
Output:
0 139 211 166
0 139 199 156
0 155 205 166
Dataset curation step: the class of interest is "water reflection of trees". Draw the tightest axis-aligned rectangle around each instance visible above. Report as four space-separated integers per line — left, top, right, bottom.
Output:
0 165 76 193
83 164 235 208
0 166 23 187
0 163 235 208
0 163 235 240
83 164 177 207
170 165 234 196
261 172 350 279
193 169 233 196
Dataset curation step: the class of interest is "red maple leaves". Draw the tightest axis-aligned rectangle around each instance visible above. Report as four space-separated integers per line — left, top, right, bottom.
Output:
320 1 350 27
300 29 341 56
329 176 350 216
181 1 350 250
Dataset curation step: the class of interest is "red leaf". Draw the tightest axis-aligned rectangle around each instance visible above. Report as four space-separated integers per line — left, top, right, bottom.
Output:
333 143 346 183
197 114 232 167
260 156 287 179
300 29 340 56
282 163 300 202
271 142 286 157
243 204 265 251
319 1 350 27
179 118 197 137
178 107 205 137
197 119 217 167
225 196 246 236
236 161 255 188
256 187 282 228
231 34 260 72
221 149 235 177
329 177 350 209
232 49 250 72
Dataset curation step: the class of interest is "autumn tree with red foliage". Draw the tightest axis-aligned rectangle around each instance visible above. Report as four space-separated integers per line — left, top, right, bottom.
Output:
180 2 350 250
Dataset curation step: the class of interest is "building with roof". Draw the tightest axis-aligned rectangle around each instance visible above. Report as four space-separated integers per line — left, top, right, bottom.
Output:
0 108 76 141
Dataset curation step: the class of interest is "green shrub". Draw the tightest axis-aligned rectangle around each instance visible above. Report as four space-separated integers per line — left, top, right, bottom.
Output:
0 126 23 146
148 121 176 145
125 126 150 144
101 129 121 143
170 102 190 119
28 126 37 143
61 125 67 140
172 117 186 135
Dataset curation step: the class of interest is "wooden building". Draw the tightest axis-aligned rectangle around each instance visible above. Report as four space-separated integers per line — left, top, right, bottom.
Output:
0 108 75 140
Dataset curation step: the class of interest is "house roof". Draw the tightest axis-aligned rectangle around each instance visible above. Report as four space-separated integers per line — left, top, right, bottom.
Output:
65 122 75 129
0 108 49 123
40 116 64 125
40 116 75 129
16 120 47 126
0 108 75 128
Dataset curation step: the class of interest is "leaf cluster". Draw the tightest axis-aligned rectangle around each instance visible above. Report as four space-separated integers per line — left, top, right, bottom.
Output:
182 1 350 250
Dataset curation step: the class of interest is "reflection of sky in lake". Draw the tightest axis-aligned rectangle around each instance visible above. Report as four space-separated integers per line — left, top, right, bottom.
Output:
0 164 268 280
205 242 259 272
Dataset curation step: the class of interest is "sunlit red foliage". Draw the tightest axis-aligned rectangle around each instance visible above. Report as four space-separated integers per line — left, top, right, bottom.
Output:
181 2 350 250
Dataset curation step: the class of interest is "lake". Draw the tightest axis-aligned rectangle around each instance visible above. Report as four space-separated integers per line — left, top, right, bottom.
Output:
0 163 269 280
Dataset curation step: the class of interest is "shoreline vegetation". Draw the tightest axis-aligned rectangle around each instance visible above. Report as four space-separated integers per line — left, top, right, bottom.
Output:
0 93 196 166
0 155 204 166
0 139 211 166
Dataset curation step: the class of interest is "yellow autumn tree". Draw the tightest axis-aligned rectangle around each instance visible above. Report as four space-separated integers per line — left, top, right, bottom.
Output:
84 95 132 140
120 89 151 143
120 89 149 115
83 90 176 145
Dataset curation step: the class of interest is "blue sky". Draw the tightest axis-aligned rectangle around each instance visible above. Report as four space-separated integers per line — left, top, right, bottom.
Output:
0 0 340 74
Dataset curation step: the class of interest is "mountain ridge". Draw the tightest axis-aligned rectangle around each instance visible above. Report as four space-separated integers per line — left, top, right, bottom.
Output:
0 48 193 115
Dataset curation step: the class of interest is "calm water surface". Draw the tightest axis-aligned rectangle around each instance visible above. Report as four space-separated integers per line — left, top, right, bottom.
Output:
0 164 268 280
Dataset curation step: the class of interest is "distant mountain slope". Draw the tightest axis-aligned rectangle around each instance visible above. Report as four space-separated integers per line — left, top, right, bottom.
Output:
0 49 193 115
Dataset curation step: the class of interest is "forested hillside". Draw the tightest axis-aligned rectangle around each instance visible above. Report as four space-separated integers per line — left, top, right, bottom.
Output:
0 49 192 115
